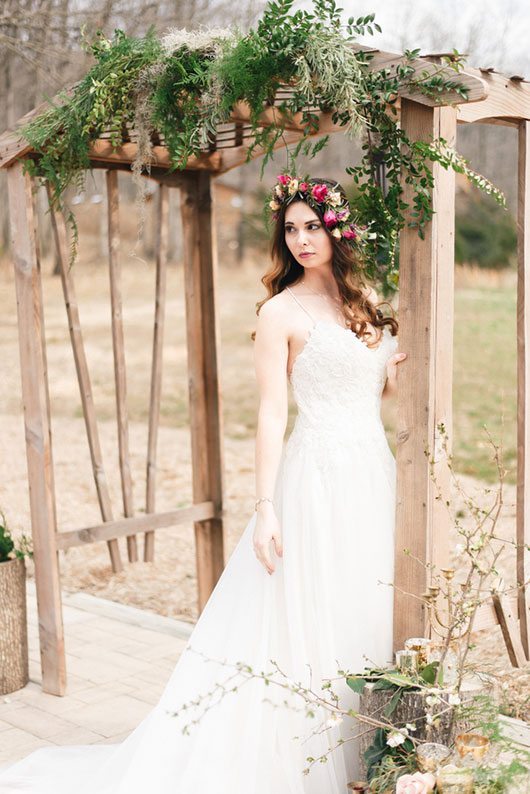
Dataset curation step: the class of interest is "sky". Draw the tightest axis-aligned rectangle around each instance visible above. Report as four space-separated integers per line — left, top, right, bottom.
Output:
298 0 530 76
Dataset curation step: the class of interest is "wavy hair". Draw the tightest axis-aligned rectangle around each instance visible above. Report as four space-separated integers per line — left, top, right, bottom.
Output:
253 178 398 343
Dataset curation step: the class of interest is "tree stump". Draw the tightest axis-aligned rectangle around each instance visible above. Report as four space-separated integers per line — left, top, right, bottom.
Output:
0 558 29 694
358 680 489 780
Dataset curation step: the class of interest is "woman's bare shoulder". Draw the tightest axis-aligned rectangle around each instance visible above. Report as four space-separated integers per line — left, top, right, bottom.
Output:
256 290 294 328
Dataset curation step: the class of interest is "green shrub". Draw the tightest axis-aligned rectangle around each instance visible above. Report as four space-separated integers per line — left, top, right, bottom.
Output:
456 193 516 269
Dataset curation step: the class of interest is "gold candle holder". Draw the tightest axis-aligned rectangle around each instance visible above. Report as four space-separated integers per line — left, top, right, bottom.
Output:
455 732 490 761
395 649 418 674
436 764 473 793
404 637 430 667
415 742 452 773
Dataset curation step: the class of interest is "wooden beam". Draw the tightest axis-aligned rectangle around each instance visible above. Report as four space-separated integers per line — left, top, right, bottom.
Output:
7 161 66 695
458 68 530 123
394 101 455 651
428 106 457 590
89 140 222 172
144 184 169 562
106 170 136 562
56 502 218 550
517 120 530 659
493 592 528 667
47 185 123 573
180 172 225 612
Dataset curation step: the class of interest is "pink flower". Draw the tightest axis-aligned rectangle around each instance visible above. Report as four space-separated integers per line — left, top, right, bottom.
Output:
311 183 328 202
277 174 291 186
299 182 308 191
323 209 337 227
395 772 436 794
342 227 357 240
336 209 350 221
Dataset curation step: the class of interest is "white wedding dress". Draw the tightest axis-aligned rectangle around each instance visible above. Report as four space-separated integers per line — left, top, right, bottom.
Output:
0 287 398 794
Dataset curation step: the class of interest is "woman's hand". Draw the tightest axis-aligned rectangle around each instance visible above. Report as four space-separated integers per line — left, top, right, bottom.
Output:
253 502 283 575
383 351 407 398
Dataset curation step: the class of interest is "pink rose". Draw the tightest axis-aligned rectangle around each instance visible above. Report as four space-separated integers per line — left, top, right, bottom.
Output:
311 183 328 202
396 772 436 794
277 174 291 186
336 209 350 220
342 227 357 240
299 182 308 191
323 209 337 227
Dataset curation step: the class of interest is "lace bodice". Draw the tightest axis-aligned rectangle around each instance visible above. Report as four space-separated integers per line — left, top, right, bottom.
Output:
284 288 398 462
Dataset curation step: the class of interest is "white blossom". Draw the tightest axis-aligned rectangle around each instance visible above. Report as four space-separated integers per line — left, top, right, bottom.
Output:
386 729 408 747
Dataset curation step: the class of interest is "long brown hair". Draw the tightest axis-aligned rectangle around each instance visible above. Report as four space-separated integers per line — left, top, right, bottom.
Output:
254 178 398 343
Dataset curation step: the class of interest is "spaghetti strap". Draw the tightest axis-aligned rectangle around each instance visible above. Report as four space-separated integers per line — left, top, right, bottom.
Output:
285 286 316 326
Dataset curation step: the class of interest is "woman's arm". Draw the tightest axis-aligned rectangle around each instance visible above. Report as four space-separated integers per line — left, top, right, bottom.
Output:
252 299 289 574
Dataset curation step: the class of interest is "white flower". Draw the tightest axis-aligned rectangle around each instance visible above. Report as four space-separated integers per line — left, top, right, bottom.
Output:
288 179 299 195
327 191 341 206
275 184 284 198
269 200 280 211
331 228 342 239
448 693 461 706
426 713 434 726
405 723 417 732
426 695 440 707
326 713 344 728
386 729 408 747
454 543 465 555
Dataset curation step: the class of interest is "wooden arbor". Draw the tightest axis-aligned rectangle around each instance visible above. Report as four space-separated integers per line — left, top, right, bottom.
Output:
1 46 530 695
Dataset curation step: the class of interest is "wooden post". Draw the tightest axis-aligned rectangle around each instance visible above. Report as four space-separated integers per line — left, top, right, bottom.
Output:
144 184 169 562
394 102 456 651
180 171 225 612
106 170 137 562
517 120 530 659
7 161 66 695
47 185 122 573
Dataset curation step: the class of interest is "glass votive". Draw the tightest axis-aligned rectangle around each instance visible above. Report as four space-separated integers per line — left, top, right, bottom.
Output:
436 764 473 793
404 637 430 667
395 649 418 674
426 640 459 686
415 742 452 773
455 732 490 761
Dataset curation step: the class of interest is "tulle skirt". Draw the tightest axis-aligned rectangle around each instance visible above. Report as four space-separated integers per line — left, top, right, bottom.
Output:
0 429 396 793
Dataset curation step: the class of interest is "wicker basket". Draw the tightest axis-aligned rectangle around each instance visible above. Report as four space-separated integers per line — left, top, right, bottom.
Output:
0 557 29 695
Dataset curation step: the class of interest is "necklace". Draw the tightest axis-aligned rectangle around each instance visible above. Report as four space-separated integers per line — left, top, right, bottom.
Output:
300 279 347 327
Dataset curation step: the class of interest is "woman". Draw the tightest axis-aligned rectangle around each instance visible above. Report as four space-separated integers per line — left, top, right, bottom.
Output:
0 177 406 793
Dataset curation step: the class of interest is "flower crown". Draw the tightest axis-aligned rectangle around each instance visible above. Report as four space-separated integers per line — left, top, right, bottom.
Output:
268 174 376 247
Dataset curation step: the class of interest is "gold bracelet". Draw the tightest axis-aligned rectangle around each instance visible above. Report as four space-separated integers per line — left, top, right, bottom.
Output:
254 496 274 511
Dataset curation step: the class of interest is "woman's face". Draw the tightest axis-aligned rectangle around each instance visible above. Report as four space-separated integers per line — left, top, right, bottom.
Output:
284 201 333 270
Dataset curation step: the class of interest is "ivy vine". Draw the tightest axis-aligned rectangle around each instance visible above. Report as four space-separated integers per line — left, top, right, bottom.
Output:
21 0 506 290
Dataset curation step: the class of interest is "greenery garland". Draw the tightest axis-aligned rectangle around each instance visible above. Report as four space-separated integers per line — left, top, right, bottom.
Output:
22 0 506 291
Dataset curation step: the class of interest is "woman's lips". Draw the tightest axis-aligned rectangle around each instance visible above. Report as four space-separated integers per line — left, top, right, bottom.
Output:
299 252 314 258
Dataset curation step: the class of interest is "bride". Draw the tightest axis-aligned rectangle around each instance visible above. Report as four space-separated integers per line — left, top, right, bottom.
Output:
0 175 406 793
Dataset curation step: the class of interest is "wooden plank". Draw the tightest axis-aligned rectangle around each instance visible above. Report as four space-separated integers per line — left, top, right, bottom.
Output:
106 170 137 562
56 502 218 550
458 67 530 123
90 141 222 172
47 185 122 573
473 594 517 632
517 120 530 659
7 161 66 695
180 172 225 612
394 101 449 651
144 184 169 562
492 592 528 667
427 107 457 603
